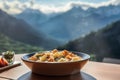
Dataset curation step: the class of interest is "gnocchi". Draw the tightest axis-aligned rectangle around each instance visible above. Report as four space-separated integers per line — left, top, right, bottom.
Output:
29 49 82 62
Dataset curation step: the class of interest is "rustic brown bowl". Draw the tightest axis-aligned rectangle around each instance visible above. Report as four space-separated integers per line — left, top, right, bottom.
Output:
21 51 90 76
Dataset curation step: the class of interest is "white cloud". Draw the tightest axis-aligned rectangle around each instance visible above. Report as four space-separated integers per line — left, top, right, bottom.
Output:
0 1 23 14
68 0 120 9
0 0 119 14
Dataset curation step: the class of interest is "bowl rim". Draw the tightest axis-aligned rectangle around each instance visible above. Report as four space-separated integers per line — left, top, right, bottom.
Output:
21 51 90 64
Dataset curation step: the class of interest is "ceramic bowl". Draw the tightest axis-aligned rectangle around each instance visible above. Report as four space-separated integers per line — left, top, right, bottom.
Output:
21 51 90 76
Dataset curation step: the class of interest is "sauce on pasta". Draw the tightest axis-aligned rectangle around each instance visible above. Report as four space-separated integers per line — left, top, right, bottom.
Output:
29 49 82 62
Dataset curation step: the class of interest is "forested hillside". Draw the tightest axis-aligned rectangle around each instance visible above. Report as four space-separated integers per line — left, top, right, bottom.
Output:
0 33 43 54
59 20 120 61
0 9 60 49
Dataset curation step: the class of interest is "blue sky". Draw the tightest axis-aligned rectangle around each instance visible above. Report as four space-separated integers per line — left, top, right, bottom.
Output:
19 0 109 3
1 0 110 5
36 0 110 6
17 0 110 5
36 0 109 3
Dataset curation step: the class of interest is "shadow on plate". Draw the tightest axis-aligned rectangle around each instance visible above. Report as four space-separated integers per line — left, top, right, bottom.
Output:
17 71 96 80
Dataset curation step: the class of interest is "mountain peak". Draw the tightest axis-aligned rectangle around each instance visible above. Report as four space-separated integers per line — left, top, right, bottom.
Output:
21 8 44 15
70 2 91 10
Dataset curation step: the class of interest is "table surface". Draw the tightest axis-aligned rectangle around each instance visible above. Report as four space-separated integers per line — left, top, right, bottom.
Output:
0 54 120 80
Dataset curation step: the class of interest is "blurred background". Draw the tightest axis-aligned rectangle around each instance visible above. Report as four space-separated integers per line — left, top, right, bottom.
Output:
0 0 120 62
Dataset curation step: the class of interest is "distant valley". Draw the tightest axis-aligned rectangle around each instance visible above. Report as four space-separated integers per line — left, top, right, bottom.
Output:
16 5 120 43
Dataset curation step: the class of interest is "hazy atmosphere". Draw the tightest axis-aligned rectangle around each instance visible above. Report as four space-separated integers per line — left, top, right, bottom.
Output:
0 0 120 61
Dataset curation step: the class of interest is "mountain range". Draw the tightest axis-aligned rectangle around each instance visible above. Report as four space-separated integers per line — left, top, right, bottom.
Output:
1 3 120 50
58 20 120 61
0 9 61 49
16 4 120 43
1 2 120 61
